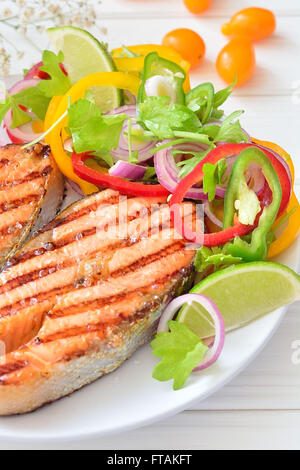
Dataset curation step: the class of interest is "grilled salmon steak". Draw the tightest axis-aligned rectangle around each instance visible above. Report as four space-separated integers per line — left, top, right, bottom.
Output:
0 143 64 267
0 189 196 415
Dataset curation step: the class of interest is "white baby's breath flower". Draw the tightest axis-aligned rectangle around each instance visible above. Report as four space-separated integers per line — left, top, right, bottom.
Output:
0 0 106 75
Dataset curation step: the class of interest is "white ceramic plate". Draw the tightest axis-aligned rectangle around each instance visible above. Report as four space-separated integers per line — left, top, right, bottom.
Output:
0 234 298 442
0 77 299 443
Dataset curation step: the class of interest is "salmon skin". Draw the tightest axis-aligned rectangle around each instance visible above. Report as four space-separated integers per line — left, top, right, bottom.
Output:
0 189 196 415
0 143 64 268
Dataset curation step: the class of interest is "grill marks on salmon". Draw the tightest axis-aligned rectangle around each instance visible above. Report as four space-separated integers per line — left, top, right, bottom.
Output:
0 144 64 267
0 190 196 414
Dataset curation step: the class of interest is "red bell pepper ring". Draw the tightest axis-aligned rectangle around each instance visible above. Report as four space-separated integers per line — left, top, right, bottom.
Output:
72 152 170 198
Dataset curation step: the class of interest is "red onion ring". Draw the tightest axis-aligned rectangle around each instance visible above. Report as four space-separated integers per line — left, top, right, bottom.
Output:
4 78 42 144
154 141 226 200
107 105 157 163
157 293 225 372
109 160 146 180
253 142 293 189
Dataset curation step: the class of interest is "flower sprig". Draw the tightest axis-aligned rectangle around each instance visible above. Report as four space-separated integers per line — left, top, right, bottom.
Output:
0 0 105 75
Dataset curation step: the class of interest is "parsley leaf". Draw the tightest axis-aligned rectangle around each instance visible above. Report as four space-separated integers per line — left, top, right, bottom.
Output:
194 246 242 273
68 98 127 153
38 50 70 97
151 321 209 390
138 96 202 139
203 158 228 202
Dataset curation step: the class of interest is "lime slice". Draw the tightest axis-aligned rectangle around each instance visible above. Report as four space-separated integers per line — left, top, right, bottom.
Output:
47 26 122 112
177 262 300 338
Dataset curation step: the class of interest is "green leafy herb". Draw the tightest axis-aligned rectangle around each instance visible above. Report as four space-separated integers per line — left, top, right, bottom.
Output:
12 88 50 121
213 78 236 109
68 98 127 153
212 110 249 144
203 158 228 201
176 149 211 179
194 246 242 273
138 96 202 139
38 50 71 98
143 167 157 180
151 321 209 390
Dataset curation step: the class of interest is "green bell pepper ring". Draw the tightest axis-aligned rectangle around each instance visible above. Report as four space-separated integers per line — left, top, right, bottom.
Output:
186 82 215 124
223 147 282 261
138 52 186 105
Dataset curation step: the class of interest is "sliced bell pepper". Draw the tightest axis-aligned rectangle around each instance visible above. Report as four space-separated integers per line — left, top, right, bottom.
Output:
169 147 256 246
138 52 186 105
186 82 215 124
251 138 299 258
44 95 63 137
47 72 141 194
268 192 300 259
112 44 191 92
195 143 291 217
223 147 282 261
72 152 170 198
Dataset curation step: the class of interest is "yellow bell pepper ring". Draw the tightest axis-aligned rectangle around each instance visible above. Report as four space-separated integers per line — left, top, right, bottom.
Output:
251 138 299 259
268 192 300 259
47 72 141 195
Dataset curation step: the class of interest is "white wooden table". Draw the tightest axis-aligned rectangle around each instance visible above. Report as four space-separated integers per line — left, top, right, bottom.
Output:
1 0 300 450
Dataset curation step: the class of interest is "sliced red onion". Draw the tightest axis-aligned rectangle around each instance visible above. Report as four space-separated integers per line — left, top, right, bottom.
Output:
154 141 226 200
107 105 157 163
246 163 266 196
4 78 42 144
253 142 293 188
204 201 223 228
157 293 225 372
109 160 146 180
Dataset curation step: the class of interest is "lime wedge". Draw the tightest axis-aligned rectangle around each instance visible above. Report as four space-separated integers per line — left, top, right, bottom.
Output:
177 262 300 338
47 26 122 112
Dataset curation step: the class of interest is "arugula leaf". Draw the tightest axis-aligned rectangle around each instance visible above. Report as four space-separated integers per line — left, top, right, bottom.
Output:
194 246 242 273
68 98 127 153
213 110 249 144
203 158 228 202
213 79 236 109
151 321 209 390
38 50 70 97
138 96 202 139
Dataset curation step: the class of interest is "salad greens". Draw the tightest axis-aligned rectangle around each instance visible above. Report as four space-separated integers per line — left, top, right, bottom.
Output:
194 246 243 273
203 158 228 202
0 50 70 128
68 98 127 153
